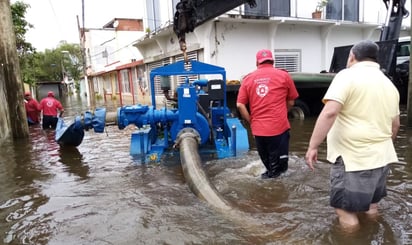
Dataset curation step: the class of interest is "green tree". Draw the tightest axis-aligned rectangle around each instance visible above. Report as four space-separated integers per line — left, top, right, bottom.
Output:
57 43 83 82
11 1 36 85
11 1 83 91
11 1 33 53
42 44 83 91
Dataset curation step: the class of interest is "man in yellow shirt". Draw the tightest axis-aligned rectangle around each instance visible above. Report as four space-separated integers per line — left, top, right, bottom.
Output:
305 40 400 231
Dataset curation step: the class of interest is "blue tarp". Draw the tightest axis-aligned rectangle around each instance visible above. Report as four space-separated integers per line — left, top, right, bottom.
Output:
55 117 85 147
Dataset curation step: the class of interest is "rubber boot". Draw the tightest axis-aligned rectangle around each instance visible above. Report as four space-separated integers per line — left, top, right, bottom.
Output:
261 171 271 179
261 161 282 179
261 160 271 179
269 162 282 178
279 157 288 174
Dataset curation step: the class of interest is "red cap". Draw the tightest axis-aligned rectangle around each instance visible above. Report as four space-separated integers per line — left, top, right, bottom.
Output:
256 49 274 64
24 91 31 96
47 91 55 97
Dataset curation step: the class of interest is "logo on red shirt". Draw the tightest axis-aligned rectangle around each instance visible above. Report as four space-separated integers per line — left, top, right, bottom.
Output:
256 84 268 97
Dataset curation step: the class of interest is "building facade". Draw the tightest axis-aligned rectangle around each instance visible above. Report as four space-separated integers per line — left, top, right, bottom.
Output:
81 0 411 107
80 18 148 106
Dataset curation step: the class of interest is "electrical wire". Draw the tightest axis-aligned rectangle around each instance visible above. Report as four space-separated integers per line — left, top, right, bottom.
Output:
47 0 64 43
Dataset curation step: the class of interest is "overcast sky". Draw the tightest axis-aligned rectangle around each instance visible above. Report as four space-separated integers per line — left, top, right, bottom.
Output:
12 0 411 52
12 0 144 51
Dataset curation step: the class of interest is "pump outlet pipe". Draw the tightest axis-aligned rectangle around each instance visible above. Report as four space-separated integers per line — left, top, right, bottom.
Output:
176 127 278 236
176 128 232 212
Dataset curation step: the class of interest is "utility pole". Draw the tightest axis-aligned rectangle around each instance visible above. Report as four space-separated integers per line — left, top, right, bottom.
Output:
78 0 95 108
406 2 412 128
408 1 412 127
0 0 29 141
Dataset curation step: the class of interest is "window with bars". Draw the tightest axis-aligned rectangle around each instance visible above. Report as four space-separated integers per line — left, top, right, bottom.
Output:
93 77 100 93
148 59 171 96
274 49 301 72
113 73 119 94
147 51 199 96
244 0 290 17
120 69 131 93
103 77 112 93
145 0 162 32
326 0 359 21
137 65 148 96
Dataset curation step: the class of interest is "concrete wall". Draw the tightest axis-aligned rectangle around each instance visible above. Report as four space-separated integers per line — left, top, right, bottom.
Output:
201 20 389 81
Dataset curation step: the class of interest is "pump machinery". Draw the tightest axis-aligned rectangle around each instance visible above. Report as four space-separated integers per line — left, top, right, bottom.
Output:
56 60 249 163
57 0 409 162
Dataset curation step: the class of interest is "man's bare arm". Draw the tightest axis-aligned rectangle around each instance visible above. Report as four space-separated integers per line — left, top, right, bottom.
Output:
392 114 400 141
236 103 250 123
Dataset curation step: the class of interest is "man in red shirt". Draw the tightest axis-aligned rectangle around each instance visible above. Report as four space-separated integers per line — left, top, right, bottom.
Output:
237 49 299 179
24 91 41 125
39 91 65 129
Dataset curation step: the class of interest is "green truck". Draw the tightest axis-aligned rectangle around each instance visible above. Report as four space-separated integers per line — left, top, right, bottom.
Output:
289 37 410 119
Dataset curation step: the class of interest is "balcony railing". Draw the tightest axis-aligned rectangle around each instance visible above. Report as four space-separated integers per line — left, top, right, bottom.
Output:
225 0 385 24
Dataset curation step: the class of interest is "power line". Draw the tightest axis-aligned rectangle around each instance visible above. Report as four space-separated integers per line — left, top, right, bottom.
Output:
47 0 64 42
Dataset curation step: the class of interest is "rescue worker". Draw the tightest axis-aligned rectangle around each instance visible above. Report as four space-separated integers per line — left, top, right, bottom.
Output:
39 91 65 129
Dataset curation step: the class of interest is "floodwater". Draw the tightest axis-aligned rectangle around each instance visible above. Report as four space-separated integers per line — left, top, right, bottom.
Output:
0 95 411 245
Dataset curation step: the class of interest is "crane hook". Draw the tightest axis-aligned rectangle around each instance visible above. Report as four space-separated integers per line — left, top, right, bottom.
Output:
179 38 188 63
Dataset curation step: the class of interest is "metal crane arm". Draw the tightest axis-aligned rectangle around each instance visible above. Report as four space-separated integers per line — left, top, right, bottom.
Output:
380 0 409 41
173 0 256 61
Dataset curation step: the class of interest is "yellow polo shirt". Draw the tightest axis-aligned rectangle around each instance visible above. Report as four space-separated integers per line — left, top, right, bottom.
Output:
323 61 399 171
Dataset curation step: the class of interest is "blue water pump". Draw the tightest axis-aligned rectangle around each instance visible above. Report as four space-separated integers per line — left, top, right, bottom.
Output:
66 60 248 162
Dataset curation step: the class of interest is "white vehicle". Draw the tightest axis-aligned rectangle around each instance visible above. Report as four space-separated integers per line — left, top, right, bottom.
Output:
397 36 410 65
394 36 410 103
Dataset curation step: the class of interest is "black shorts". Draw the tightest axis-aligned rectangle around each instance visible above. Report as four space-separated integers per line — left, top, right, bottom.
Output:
330 156 389 212
42 115 58 129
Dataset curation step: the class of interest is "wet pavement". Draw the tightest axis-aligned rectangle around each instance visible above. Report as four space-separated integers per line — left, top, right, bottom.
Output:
0 95 411 245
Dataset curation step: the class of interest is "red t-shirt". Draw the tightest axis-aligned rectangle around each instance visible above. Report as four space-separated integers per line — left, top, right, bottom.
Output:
237 64 299 136
25 98 40 123
39 97 64 116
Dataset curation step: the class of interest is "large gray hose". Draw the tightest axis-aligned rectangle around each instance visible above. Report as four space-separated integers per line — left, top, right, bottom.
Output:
177 129 278 237
178 130 232 212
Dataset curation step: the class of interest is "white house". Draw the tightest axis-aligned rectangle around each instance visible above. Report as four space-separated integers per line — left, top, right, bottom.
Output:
80 18 149 105
80 0 411 108
134 0 410 95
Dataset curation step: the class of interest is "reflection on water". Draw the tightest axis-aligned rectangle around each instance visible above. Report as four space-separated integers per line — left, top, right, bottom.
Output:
0 95 411 244
59 146 88 180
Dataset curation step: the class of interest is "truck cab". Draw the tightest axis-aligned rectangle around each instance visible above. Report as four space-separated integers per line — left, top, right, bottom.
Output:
395 36 410 103
289 37 410 118
397 36 410 65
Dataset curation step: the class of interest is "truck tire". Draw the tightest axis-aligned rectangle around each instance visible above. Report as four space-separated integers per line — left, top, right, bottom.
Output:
289 100 310 120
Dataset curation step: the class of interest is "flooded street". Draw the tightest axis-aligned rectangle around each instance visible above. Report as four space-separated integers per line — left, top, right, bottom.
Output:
0 95 411 245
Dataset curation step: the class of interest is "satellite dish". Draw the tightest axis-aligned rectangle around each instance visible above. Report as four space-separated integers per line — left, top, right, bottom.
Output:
113 20 119 28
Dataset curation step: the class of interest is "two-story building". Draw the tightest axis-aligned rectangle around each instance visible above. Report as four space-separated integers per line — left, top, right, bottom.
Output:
82 0 411 110
80 18 150 107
